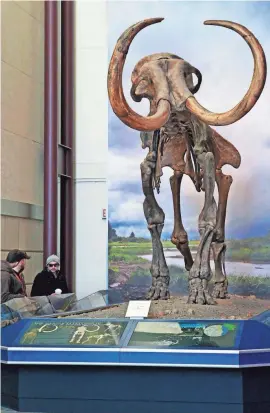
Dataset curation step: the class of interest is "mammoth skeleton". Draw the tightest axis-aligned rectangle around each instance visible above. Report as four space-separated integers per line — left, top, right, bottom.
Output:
108 18 267 304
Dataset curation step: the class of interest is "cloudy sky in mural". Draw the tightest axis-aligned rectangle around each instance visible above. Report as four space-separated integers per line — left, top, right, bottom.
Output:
107 1 270 239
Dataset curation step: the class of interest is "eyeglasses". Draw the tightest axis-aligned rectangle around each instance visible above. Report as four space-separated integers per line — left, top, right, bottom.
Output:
48 263 59 268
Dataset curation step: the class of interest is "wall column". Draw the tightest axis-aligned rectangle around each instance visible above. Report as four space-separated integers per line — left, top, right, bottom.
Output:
74 0 108 298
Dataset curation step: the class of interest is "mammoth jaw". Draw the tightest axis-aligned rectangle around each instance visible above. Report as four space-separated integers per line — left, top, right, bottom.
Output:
132 64 195 115
135 81 194 115
147 96 190 117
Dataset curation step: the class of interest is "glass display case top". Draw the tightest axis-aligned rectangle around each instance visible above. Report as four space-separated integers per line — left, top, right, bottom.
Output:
252 310 270 327
127 321 240 348
18 319 128 347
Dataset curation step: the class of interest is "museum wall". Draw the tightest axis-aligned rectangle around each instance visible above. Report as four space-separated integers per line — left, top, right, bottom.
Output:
75 0 108 298
1 1 44 293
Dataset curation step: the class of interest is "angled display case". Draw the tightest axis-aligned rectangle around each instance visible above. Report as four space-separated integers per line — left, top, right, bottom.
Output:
2 317 270 367
1 316 270 413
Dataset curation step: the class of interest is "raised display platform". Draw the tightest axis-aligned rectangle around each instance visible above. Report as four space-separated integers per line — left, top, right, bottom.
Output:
2 316 270 412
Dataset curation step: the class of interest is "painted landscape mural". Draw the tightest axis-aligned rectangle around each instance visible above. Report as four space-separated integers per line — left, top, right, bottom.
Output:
107 1 270 300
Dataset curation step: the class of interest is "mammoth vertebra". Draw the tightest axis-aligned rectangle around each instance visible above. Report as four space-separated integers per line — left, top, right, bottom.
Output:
107 19 267 304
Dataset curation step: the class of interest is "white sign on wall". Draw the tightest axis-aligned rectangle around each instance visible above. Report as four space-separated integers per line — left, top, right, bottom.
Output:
125 300 151 319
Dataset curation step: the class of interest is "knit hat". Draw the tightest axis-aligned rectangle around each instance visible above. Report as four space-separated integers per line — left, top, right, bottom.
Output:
46 255 60 266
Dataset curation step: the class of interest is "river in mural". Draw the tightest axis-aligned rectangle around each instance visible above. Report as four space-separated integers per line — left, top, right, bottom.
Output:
140 250 270 278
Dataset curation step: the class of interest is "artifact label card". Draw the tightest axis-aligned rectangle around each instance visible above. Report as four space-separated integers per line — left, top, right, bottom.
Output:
125 300 151 318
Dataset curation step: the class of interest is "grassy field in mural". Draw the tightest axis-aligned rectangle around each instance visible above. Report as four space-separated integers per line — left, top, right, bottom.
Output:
108 240 198 264
124 266 270 298
109 233 270 264
108 234 270 298
226 238 270 263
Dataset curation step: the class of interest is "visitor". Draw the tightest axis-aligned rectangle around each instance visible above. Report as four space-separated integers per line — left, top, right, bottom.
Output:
31 255 69 297
1 250 31 303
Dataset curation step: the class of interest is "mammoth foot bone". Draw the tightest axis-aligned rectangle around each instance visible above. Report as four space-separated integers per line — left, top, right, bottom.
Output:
147 277 170 300
212 280 229 299
188 278 215 305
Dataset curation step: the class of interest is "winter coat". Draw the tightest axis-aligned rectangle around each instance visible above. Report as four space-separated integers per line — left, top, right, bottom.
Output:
30 268 69 297
1 260 26 303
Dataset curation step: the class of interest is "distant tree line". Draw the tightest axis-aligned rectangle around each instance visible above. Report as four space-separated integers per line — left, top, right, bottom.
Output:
108 221 149 242
109 220 270 246
108 221 118 241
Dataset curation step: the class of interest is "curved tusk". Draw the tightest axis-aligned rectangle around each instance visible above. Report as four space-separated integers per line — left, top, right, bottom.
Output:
108 18 171 131
185 20 267 126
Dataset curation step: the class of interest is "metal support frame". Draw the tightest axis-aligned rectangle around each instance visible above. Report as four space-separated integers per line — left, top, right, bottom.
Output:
44 1 58 262
44 1 74 291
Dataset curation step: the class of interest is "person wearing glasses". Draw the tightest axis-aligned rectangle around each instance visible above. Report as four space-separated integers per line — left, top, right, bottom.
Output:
30 255 69 297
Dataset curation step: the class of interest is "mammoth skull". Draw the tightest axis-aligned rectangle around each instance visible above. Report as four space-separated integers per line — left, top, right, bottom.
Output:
108 18 266 131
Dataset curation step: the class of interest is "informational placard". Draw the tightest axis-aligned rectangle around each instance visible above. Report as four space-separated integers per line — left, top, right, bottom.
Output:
125 300 151 319
18 320 128 347
127 321 239 348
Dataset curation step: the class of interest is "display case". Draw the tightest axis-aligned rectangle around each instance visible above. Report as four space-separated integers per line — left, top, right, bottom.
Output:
2 317 270 368
2 316 270 413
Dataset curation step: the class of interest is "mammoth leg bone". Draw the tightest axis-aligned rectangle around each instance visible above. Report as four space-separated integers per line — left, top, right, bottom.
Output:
141 151 170 300
170 171 194 271
188 152 217 305
212 170 233 299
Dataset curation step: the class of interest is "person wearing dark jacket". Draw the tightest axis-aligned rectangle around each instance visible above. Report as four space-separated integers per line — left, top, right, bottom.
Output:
5 250 30 298
31 255 69 297
1 252 30 303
